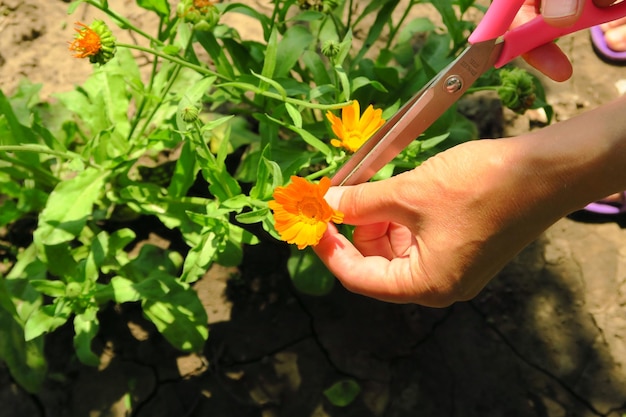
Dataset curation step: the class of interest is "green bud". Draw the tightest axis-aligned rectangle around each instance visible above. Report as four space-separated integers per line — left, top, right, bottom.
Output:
298 0 323 11
65 282 82 299
323 0 339 13
497 67 536 114
321 40 340 59
180 105 200 122
178 0 220 30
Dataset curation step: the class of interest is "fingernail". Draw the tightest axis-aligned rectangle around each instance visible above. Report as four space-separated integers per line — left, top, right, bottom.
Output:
542 0 578 19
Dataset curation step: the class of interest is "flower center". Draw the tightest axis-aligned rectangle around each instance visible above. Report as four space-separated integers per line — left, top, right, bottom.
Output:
344 131 365 149
299 198 322 222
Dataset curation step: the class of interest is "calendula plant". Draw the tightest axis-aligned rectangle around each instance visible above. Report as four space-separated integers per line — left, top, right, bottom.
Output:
0 0 550 392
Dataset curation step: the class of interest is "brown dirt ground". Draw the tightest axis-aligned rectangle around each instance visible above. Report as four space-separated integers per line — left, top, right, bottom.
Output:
2 1 626 416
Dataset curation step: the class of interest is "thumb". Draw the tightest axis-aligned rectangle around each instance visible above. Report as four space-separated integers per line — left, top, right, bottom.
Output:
324 173 418 226
540 0 584 27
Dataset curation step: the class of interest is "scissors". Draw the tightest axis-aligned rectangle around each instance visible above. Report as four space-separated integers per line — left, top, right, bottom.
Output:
331 0 626 186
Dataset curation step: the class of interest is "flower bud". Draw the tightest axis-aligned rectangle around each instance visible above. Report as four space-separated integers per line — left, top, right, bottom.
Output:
178 0 220 30
497 68 536 114
68 20 116 65
322 0 339 13
180 105 200 122
65 282 82 299
321 40 340 59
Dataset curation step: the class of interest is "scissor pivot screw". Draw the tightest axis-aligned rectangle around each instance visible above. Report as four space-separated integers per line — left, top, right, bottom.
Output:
444 75 463 93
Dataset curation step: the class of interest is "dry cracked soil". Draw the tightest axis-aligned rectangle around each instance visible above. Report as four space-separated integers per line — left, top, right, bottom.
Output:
1 1 626 416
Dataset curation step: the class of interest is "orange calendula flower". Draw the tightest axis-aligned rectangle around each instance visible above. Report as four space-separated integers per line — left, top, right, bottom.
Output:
269 176 344 250
326 101 385 153
68 20 116 65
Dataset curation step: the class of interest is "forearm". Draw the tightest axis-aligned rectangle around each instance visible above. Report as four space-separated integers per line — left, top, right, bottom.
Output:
513 95 626 215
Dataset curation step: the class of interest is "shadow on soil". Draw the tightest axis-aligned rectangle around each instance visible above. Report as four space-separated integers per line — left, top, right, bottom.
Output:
4 214 626 417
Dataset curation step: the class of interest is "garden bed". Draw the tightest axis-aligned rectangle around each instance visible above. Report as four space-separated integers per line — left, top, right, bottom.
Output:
2 1 626 416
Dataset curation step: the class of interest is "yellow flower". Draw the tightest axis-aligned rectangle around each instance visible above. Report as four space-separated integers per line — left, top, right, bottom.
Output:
68 20 116 65
269 176 344 250
326 101 385 153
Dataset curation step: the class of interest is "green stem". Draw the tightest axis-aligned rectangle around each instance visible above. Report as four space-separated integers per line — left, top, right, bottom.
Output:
385 0 416 50
116 45 351 110
465 86 498 94
0 145 84 161
345 0 354 36
305 163 337 181
0 152 60 189
129 32 195 145
117 43 225 80
128 16 167 139
192 120 216 161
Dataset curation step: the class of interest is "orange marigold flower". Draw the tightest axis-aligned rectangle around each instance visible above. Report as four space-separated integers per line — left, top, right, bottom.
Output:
269 176 344 250
326 101 385 153
68 20 116 65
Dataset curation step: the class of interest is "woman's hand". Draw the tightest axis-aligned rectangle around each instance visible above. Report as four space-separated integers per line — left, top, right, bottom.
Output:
511 0 617 81
313 97 626 307
314 138 562 307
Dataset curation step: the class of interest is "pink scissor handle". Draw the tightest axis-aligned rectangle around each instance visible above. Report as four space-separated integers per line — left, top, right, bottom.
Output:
469 0 626 67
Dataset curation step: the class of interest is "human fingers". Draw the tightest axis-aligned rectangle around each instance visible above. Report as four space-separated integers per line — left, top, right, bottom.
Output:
348 221 416 260
323 173 420 227
600 15 626 30
521 42 573 82
540 0 584 27
512 1 574 80
594 0 619 7
313 223 419 303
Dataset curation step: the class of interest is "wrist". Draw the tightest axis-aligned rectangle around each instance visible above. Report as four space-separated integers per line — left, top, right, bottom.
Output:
515 95 626 214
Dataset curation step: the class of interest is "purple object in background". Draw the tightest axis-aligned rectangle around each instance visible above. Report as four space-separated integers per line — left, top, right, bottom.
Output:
590 25 626 62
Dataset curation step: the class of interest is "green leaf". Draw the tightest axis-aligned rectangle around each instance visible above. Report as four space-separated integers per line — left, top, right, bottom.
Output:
120 245 182 283
251 71 287 99
284 103 303 129
261 27 278 81
0 310 47 393
136 0 169 16
265 114 331 157
24 303 72 341
274 26 314 78
354 0 400 63
420 133 450 150
95 276 141 303
29 280 66 298
0 89 37 146
221 3 273 40
34 167 106 246
180 229 219 283
301 50 332 86
287 247 335 296
141 275 208 352
168 140 199 198
4 244 46 322
323 379 361 407
396 17 436 44
250 144 284 200
41 243 77 278
67 1 86 14
73 307 100 366
95 276 168 304
235 207 270 224
351 77 388 94
196 31 236 79
334 65 351 102
0 277 17 317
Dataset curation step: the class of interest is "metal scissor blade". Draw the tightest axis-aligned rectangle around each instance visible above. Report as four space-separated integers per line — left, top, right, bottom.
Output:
331 39 503 187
